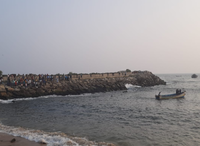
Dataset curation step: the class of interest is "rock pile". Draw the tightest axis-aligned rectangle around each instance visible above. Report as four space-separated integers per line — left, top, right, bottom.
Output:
0 71 166 100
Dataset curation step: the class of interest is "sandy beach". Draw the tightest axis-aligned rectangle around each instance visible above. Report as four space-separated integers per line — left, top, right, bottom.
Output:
0 133 46 146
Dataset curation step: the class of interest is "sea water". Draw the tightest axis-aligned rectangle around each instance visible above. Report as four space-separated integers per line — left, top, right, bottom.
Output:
0 74 200 146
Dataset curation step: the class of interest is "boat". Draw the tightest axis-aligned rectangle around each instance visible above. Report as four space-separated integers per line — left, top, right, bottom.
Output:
155 90 186 100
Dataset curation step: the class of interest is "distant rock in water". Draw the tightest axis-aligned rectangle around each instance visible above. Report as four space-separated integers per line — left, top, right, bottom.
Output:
191 74 198 78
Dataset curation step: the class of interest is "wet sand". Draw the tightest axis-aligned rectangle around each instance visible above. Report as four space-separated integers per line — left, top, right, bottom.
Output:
0 133 46 146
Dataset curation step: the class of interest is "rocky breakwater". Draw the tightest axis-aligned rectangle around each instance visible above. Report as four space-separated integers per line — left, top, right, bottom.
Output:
0 71 166 100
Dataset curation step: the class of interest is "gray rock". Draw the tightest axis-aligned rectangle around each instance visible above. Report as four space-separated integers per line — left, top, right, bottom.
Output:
0 71 166 100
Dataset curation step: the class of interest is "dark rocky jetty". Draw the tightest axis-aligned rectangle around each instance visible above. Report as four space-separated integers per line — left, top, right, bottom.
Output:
191 74 198 78
0 71 166 100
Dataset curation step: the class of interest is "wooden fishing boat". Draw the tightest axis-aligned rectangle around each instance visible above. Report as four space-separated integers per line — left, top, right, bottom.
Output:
155 91 186 100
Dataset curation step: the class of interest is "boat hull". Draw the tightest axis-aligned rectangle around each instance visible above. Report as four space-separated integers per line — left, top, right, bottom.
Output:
155 92 186 100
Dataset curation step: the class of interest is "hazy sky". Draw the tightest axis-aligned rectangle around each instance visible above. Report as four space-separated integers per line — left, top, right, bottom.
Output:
1 0 200 74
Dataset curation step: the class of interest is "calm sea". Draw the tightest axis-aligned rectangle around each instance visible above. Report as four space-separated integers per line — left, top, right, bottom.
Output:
0 74 200 146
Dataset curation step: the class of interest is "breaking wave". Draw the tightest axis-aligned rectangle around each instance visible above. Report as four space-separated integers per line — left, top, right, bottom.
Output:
125 84 141 89
0 123 112 146
0 93 93 104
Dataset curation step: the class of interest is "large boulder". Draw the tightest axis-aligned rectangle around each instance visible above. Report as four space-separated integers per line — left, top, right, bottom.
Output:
0 85 6 92
0 92 9 99
5 86 15 92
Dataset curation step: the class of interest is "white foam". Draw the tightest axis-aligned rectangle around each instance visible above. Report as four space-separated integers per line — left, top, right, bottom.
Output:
125 84 141 89
0 93 94 104
0 99 13 104
0 95 55 104
0 123 77 146
166 82 171 85
0 123 107 146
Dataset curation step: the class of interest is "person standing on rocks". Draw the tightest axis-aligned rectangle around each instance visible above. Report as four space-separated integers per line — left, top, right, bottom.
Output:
25 81 27 88
7 76 11 86
15 80 17 86
1 77 3 85
23 80 25 87
35 81 38 88
65 75 68 81
20 79 23 87
28 79 31 87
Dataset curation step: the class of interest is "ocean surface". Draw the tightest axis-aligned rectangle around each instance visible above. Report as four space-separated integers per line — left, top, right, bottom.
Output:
1 74 200 146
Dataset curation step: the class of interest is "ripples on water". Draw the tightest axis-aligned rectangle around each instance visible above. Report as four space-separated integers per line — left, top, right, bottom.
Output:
1 74 200 146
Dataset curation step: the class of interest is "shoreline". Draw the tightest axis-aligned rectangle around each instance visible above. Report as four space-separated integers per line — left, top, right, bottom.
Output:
0 123 117 146
0 132 46 146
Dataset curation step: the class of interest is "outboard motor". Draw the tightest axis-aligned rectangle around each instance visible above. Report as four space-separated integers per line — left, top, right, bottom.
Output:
155 95 160 100
155 92 161 100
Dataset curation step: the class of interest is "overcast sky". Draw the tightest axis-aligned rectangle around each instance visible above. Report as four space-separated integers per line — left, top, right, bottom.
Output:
0 0 200 74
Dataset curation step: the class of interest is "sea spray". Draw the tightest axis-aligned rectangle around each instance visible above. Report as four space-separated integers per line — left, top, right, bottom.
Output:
125 84 141 89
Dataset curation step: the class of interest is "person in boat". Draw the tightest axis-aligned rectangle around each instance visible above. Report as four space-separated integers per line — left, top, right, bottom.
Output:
176 89 178 94
176 89 182 94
